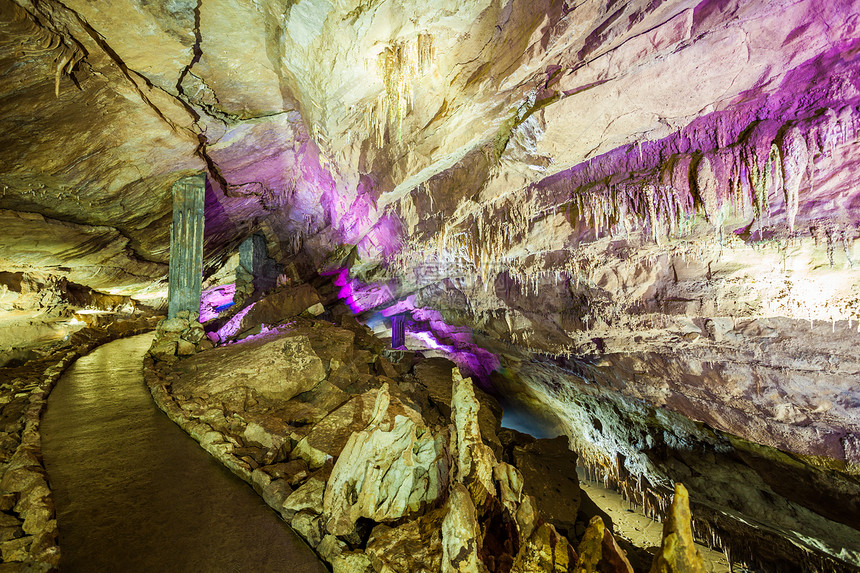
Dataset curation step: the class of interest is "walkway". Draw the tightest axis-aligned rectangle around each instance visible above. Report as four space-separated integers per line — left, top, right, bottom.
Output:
41 334 326 572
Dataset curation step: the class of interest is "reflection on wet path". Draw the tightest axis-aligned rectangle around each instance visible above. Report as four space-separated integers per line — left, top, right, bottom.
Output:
41 334 326 572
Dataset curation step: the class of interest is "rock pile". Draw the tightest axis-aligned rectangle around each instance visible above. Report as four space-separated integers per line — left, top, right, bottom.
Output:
144 281 706 572
0 359 64 572
147 310 213 363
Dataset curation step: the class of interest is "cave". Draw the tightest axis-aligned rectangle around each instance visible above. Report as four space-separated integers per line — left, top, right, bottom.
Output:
1 0 859 571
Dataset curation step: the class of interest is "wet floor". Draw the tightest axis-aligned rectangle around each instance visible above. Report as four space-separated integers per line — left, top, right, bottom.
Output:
41 334 327 573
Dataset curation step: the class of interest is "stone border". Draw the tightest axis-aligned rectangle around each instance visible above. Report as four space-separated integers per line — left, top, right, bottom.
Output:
0 320 158 571
142 358 338 561
143 360 257 484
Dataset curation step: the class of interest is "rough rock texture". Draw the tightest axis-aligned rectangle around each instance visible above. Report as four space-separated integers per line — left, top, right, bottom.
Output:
365 508 446 572
323 386 447 535
649 484 704 573
511 435 582 539
513 522 577 573
144 290 694 573
4 0 860 569
169 333 325 402
573 516 634 573
498 351 860 570
441 483 485 573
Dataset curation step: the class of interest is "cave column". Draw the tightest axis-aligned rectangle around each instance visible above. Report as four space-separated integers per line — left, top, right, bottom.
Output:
234 232 281 304
167 173 206 319
391 314 406 349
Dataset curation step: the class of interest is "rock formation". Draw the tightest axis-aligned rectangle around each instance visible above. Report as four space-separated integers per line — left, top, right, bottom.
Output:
2 0 860 569
649 484 704 573
138 282 744 573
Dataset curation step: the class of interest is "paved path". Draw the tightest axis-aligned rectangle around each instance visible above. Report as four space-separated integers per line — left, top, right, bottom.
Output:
42 334 326 572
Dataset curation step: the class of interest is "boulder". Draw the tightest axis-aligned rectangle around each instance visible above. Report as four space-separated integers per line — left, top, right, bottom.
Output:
441 483 485 573
574 516 634 573
292 510 325 548
494 462 524 514
239 283 322 330
415 358 502 450
305 302 325 316
324 386 448 536
176 339 196 356
171 334 326 404
331 551 374 573
261 478 293 509
148 341 177 361
261 459 309 485
242 420 288 451
305 387 423 457
366 508 446 572
0 535 31 562
291 437 329 471
158 317 186 333
276 380 351 427
318 534 348 563
512 522 578 573
282 476 326 518
512 435 581 538
451 368 496 503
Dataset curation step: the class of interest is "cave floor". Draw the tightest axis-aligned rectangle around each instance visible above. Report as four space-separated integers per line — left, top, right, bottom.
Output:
41 334 326 572
576 474 733 572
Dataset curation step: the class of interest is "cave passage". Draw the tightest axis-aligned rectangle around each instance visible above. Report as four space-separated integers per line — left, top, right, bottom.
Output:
40 334 327 572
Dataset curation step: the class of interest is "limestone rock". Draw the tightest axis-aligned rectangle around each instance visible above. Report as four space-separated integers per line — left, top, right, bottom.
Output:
574 516 634 573
513 522 577 573
494 462 524 514
365 508 446 572
158 318 186 333
515 495 539 541
451 368 496 503
330 551 374 573
291 437 329 471
305 302 325 317
148 341 177 361
318 534 348 563
262 459 309 486
242 421 287 451
323 386 448 536
175 339 196 356
282 476 326 518
414 358 502 449
0 535 31 562
305 387 423 457
513 436 581 538
239 283 322 330
441 483 486 573
649 484 705 573
261 479 293 509
171 334 325 404
292 510 325 548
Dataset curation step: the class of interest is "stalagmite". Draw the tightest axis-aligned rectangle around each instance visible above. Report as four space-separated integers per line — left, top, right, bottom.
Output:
573 515 634 573
649 484 705 573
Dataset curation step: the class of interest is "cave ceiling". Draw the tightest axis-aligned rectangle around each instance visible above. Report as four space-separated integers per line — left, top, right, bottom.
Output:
2 0 860 470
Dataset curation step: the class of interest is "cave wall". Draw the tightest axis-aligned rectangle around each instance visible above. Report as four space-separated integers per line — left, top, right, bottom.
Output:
1 0 859 511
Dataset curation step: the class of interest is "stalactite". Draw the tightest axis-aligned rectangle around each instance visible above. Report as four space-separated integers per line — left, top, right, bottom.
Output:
366 33 435 147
